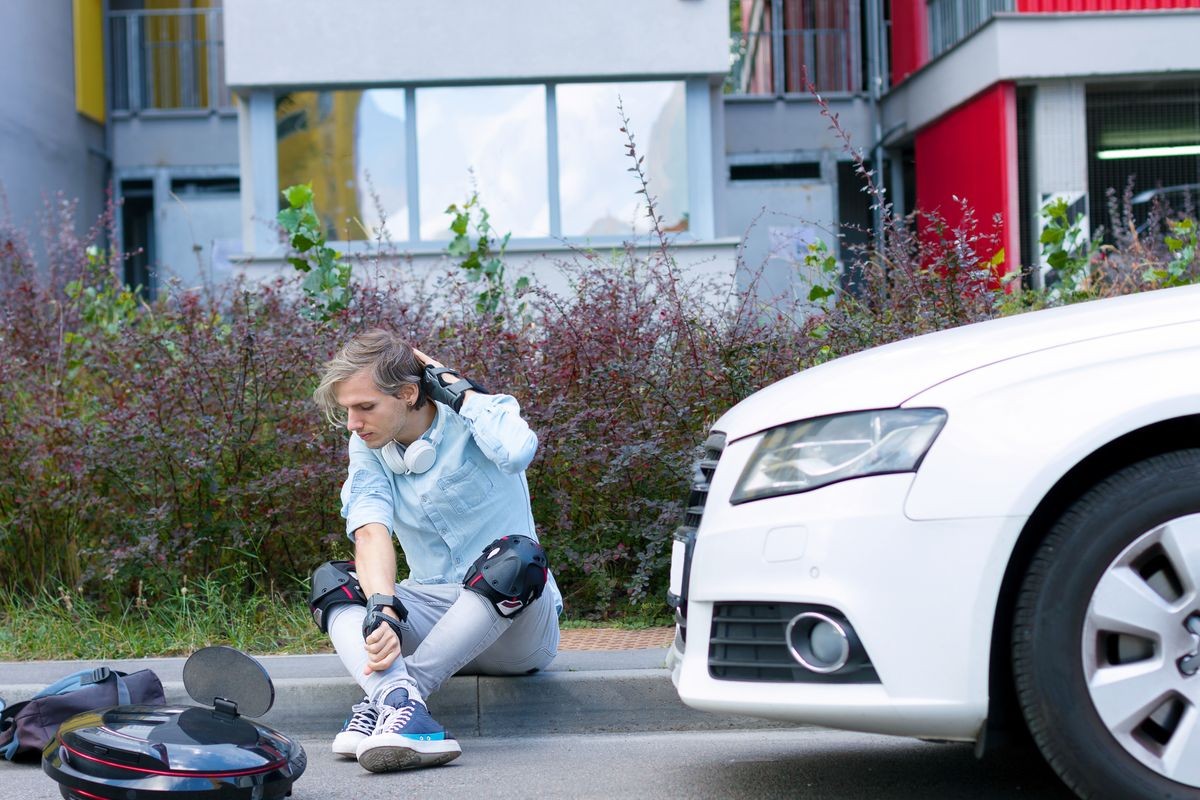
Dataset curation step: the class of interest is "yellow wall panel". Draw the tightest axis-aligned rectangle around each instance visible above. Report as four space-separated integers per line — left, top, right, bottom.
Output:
73 0 105 123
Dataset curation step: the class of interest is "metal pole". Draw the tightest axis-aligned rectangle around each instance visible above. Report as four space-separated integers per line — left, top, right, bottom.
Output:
771 0 784 96
546 84 561 238
101 0 117 257
405 88 421 242
849 0 863 94
127 14 141 112
206 8 220 110
180 12 195 109
866 0 886 254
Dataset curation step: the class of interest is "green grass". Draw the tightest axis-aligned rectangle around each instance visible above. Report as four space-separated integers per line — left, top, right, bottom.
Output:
0 577 673 661
559 615 673 630
0 578 330 661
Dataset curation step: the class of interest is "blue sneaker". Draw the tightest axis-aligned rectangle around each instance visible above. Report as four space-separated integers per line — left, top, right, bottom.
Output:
355 698 462 772
332 697 379 759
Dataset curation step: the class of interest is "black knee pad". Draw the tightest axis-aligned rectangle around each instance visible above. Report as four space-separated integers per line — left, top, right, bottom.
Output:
463 535 548 618
309 560 366 632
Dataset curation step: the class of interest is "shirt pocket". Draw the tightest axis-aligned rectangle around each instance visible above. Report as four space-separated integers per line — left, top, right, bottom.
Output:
437 458 496 516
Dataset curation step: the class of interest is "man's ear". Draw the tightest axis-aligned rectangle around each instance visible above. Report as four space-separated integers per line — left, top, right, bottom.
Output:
397 382 419 406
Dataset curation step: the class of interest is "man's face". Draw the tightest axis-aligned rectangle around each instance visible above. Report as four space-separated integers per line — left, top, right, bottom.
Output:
334 368 413 448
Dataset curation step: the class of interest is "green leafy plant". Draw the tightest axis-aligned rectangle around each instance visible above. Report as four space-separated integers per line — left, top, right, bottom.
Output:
1039 197 1095 295
277 183 352 321
61 245 147 378
446 192 526 316
803 239 839 304
1144 217 1198 287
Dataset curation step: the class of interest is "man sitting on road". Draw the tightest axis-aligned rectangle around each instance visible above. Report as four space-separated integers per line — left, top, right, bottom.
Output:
309 329 561 772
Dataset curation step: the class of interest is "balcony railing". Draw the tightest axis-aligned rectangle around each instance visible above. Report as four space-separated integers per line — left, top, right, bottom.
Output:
108 8 231 113
728 27 862 95
928 0 1014 58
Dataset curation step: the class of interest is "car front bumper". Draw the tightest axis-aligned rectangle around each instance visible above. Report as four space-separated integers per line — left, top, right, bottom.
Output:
669 470 1026 741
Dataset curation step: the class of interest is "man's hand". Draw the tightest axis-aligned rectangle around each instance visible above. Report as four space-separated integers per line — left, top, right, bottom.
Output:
363 608 402 675
412 347 443 371
414 347 482 410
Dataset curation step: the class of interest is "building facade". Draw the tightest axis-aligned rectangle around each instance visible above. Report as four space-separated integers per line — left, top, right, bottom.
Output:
725 0 1200 292
885 0 1200 283
8 0 1200 298
224 0 734 294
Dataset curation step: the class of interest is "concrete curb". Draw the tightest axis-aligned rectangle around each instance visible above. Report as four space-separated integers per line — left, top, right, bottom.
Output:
0 650 786 737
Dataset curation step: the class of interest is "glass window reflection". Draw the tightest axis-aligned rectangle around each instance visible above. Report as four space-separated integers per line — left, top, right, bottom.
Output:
557 82 688 237
276 89 408 242
416 85 548 240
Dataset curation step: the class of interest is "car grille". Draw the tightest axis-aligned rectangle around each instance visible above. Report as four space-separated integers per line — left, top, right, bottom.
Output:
686 432 725 527
669 432 726 653
708 602 879 683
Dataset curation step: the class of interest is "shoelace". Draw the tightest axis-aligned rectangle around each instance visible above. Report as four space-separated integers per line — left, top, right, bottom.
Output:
344 701 378 735
377 703 415 735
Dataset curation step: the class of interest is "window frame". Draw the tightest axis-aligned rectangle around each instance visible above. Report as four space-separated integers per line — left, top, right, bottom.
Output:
261 77 713 252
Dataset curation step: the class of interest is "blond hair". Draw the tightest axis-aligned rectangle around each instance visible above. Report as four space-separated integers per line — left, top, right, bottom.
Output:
314 329 427 426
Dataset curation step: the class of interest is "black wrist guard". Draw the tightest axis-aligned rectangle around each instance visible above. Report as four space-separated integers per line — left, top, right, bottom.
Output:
362 593 408 642
422 365 489 412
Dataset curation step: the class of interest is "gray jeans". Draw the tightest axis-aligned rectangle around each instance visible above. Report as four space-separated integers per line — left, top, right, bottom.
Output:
327 580 560 706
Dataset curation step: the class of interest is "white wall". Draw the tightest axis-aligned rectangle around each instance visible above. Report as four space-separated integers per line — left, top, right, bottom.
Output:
159 193 243 291
725 181 837 307
225 0 731 88
0 0 107 244
234 237 740 307
112 115 240 171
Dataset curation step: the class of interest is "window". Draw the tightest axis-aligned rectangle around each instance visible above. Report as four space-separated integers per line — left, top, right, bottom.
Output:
728 0 862 95
416 85 548 240
107 1 230 112
272 80 692 243
927 0 1013 59
557 82 689 235
276 90 409 241
1087 81 1200 238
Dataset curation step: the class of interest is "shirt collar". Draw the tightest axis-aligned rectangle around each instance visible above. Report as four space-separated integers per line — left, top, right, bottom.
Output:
420 400 449 447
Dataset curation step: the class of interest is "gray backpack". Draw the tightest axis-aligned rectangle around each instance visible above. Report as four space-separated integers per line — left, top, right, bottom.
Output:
0 666 164 761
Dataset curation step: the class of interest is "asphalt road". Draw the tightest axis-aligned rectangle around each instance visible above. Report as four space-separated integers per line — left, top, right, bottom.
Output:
5 728 1075 800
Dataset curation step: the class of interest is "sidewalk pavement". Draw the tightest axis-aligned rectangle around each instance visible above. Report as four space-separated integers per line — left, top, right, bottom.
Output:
0 627 788 737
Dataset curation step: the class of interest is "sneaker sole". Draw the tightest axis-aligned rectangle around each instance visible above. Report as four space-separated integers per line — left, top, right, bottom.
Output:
357 741 462 773
332 732 364 759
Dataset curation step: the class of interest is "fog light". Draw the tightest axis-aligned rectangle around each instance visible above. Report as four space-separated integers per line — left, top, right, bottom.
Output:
786 612 850 673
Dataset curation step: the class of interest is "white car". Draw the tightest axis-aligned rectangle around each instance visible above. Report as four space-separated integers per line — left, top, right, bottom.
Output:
668 284 1200 800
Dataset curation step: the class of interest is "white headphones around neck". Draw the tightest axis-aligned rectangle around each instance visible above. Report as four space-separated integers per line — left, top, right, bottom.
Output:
379 438 436 475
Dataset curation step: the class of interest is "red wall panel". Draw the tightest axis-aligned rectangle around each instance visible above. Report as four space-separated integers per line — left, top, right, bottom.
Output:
915 83 1020 278
890 0 928 84
1018 0 1200 11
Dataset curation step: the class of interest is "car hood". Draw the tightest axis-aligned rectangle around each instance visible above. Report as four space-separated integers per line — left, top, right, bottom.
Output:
715 284 1200 442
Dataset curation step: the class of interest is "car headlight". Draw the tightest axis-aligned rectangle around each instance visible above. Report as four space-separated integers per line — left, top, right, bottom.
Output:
731 408 947 503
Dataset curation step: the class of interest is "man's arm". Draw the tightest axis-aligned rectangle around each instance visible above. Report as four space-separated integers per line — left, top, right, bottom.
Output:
353 522 403 675
413 347 538 473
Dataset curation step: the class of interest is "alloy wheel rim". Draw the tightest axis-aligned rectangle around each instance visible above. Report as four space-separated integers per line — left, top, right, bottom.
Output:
1082 513 1200 787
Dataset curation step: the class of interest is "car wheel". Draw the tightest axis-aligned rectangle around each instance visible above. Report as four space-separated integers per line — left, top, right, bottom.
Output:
1013 450 1200 800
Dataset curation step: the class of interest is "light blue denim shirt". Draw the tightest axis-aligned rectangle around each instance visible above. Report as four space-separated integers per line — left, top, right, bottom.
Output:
340 392 562 614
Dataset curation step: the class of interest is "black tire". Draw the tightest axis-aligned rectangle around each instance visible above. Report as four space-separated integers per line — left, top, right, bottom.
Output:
1013 450 1200 800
